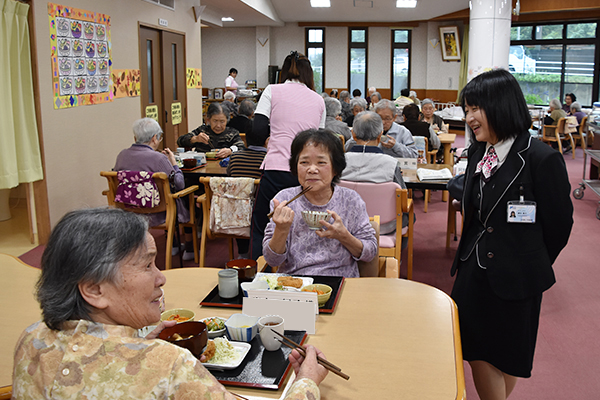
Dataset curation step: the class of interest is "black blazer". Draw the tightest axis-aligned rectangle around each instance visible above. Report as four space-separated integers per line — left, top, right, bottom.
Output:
451 133 573 300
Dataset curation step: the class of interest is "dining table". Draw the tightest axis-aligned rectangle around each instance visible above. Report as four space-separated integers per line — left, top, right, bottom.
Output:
0 255 465 399
182 159 229 178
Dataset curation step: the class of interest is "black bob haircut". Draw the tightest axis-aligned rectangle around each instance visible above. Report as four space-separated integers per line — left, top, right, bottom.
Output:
289 129 346 186
459 69 531 143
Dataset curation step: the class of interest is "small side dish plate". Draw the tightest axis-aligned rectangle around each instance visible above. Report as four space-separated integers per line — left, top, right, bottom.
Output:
202 341 251 370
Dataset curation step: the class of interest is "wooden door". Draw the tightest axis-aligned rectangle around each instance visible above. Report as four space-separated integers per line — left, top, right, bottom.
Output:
139 26 187 150
161 31 187 151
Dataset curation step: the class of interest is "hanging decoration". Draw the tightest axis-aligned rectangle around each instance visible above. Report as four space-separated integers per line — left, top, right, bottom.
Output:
48 3 112 109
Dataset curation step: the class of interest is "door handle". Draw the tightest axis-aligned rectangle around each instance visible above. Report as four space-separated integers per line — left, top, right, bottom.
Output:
165 110 168 123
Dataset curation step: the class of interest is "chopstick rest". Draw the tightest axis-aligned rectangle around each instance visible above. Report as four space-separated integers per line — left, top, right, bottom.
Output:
267 186 312 219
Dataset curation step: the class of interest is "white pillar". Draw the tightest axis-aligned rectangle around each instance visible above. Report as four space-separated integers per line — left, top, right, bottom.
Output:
465 0 512 145
256 26 270 88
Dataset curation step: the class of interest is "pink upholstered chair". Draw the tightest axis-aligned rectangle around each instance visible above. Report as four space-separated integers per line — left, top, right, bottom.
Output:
338 181 414 279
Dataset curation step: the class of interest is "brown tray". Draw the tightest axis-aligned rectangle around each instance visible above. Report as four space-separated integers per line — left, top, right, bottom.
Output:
180 163 206 171
200 276 345 314
207 330 307 390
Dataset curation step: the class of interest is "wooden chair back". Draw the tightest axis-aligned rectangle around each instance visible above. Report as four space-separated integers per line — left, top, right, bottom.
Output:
338 180 414 279
197 177 260 267
100 171 199 269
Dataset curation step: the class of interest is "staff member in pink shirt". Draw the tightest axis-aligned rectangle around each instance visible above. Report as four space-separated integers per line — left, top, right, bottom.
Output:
250 51 326 259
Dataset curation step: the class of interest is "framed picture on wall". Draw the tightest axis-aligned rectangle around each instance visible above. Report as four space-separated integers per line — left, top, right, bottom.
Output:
439 26 461 61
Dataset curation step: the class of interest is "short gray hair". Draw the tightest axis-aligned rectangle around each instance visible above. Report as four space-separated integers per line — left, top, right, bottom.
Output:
133 118 162 144
371 91 381 103
350 97 367 111
353 111 383 141
374 99 397 114
238 99 255 117
224 91 235 100
550 98 562 110
37 208 150 330
339 90 350 102
421 98 434 107
325 97 342 117
570 101 582 112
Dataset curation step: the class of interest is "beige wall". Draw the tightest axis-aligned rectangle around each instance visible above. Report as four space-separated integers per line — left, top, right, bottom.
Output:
31 0 203 226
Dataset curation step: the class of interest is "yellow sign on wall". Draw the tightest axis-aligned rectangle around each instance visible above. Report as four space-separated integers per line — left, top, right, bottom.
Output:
145 105 158 122
171 102 182 125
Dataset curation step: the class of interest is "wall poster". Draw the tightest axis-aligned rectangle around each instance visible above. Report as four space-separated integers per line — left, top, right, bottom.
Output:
48 3 112 109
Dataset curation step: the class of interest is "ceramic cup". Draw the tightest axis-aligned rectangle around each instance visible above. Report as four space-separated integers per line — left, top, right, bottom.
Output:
218 269 239 298
258 315 284 351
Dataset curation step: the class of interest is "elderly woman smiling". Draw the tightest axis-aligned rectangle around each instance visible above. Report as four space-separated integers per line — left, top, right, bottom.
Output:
263 129 378 278
12 208 328 399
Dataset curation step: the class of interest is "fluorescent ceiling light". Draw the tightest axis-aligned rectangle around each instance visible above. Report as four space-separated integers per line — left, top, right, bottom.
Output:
396 0 417 8
310 0 331 7
221 17 234 22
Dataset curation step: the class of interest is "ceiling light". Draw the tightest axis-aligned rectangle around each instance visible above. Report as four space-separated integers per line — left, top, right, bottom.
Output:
310 0 331 7
396 0 417 8
221 17 234 22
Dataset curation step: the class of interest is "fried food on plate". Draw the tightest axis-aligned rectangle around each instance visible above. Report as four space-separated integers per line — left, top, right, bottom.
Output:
277 276 303 288
201 339 216 362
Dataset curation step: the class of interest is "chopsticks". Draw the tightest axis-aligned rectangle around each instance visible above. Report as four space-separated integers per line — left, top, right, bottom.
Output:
266 186 312 219
230 392 249 400
273 330 350 380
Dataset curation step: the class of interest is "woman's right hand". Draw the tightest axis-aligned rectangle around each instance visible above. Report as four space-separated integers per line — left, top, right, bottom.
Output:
290 345 329 386
272 199 294 231
191 132 210 144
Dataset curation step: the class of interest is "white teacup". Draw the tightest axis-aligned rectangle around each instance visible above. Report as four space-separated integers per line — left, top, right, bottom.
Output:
258 315 284 351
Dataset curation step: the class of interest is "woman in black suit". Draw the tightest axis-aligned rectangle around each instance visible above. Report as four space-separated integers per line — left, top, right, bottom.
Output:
451 69 573 399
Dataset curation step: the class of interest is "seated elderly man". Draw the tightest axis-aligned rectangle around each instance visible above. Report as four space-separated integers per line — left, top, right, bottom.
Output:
228 99 255 134
401 103 440 152
339 90 353 123
346 97 367 127
221 91 238 117
324 97 352 140
341 111 409 234
345 99 418 158
114 118 193 260
13 207 328 399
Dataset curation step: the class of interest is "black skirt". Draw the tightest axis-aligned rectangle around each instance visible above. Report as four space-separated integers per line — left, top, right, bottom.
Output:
451 254 542 378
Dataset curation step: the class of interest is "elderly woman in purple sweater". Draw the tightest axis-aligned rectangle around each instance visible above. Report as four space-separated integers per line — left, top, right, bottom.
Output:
263 129 377 277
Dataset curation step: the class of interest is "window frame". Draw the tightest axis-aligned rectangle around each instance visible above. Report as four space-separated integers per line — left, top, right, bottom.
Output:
391 29 412 100
305 27 326 94
510 19 600 106
348 27 368 98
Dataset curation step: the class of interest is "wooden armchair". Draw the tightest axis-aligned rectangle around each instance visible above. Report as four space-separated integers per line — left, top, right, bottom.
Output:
196 177 260 267
571 116 589 151
338 181 414 279
100 171 199 270
542 117 575 157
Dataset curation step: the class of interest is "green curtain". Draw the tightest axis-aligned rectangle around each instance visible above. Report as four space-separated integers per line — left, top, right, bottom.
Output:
0 0 43 189
456 24 469 103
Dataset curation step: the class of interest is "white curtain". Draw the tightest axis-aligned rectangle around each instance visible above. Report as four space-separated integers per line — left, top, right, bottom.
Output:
0 0 43 189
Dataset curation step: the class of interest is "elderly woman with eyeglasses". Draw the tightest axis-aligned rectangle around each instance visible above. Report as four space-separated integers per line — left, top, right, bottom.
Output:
12 208 329 399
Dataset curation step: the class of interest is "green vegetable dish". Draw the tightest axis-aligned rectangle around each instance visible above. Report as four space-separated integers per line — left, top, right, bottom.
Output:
205 317 225 332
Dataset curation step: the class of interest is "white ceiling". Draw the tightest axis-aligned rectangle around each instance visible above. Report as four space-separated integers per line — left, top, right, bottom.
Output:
200 0 470 27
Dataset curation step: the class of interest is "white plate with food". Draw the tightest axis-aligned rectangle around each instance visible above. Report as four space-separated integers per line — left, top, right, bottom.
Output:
200 316 227 338
201 337 251 370
253 273 313 291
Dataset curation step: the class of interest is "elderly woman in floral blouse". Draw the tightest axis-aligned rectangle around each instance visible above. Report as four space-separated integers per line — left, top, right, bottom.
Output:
12 208 328 399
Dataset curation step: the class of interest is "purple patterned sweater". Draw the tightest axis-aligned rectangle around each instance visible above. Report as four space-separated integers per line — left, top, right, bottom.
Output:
263 185 377 278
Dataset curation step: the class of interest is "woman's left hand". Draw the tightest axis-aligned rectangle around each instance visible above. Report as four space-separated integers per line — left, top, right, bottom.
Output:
216 148 232 158
145 320 177 340
316 210 364 258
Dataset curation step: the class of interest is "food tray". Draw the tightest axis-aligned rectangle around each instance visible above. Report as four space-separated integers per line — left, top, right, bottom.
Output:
207 330 307 389
180 163 206 171
200 275 345 314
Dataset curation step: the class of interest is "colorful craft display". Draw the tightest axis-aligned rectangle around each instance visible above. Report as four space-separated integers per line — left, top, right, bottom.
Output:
186 68 202 89
48 3 112 109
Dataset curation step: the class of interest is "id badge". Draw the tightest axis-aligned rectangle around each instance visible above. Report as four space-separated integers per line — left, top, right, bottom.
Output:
507 201 536 223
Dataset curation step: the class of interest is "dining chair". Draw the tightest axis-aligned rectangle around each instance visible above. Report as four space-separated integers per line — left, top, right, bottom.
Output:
196 176 260 267
338 180 414 279
571 116 588 152
0 385 11 400
100 171 199 270
239 132 247 147
542 117 575 157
